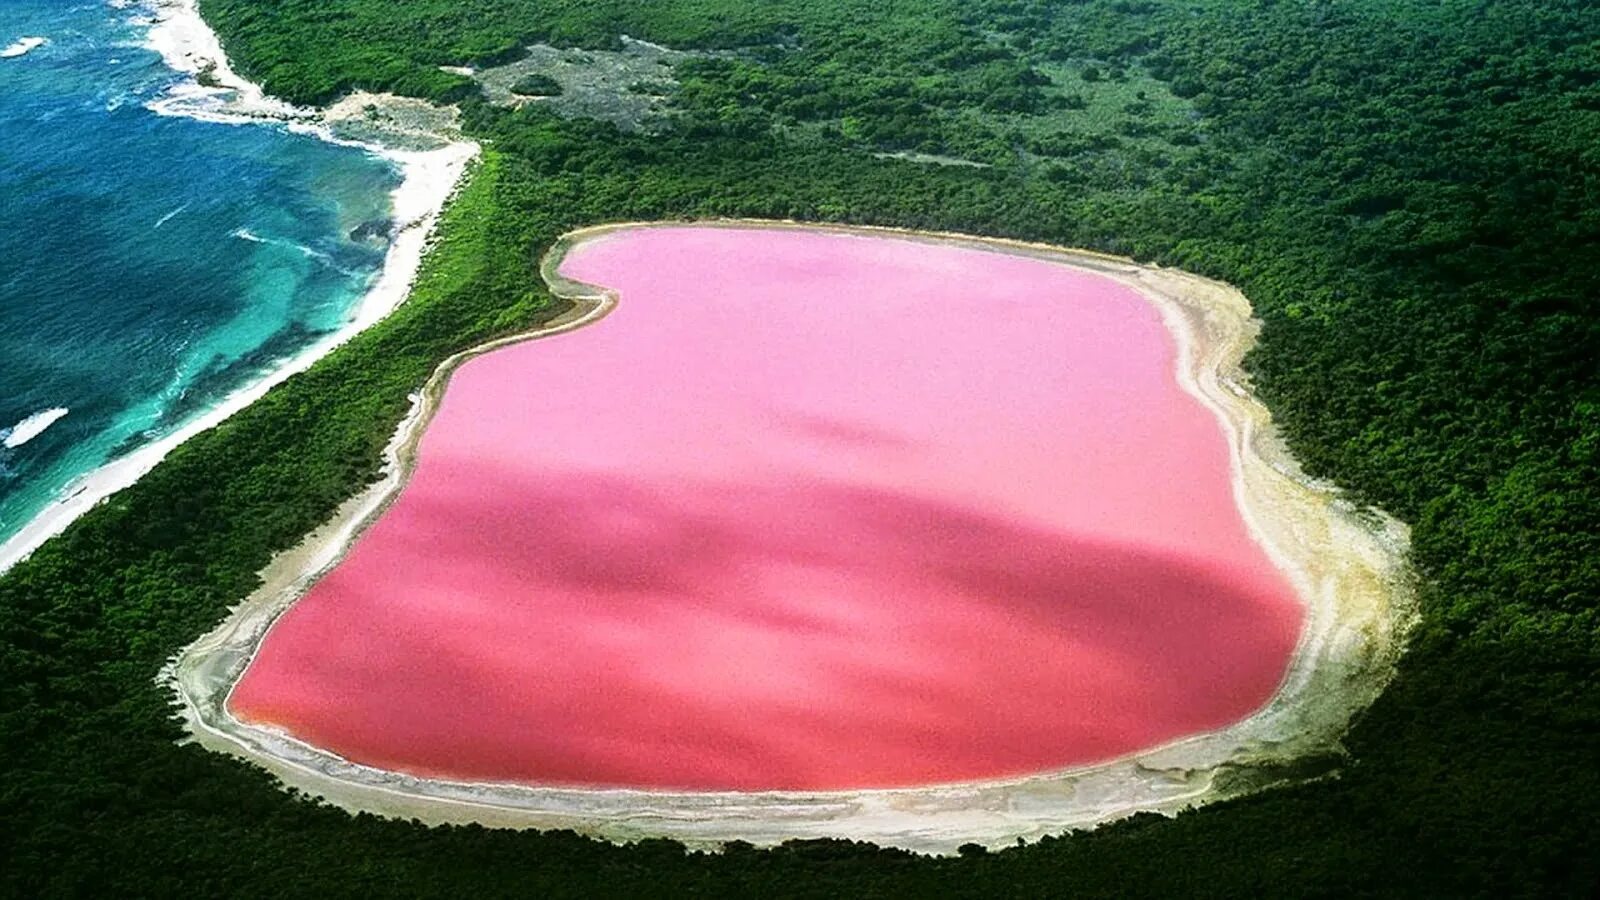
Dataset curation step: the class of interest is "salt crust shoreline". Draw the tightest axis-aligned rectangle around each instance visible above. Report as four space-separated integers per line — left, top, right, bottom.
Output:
0 0 479 574
167 220 1417 855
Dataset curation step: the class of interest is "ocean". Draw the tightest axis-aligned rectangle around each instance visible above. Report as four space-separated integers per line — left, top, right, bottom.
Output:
0 1 399 548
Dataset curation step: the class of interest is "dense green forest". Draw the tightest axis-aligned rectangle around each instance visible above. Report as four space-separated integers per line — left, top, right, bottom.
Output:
3 0 1598 895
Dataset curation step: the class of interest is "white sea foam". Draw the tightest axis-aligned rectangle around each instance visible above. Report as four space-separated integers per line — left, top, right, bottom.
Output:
2 37 48 59
153 202 189 228
294 243 338 265
141 1 306 124
231 228 348 271
2 409 69 450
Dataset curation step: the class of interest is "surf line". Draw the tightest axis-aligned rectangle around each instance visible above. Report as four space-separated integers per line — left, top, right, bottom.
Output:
2 408 69 450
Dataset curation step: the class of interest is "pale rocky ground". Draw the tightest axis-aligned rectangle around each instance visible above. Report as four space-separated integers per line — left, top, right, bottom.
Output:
465 38 718 133
322 92 465 151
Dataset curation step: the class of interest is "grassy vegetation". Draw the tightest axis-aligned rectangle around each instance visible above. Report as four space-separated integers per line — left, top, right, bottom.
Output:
509 73 562 96
3 0 1598 895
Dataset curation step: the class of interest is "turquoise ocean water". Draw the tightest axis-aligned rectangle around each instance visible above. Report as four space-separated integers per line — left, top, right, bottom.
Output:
0 2 398 545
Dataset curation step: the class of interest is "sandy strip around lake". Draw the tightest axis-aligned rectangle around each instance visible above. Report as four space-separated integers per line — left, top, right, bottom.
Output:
165 220 1416 855
0 0 479 574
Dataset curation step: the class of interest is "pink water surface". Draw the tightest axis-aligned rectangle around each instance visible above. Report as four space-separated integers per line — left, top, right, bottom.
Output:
230 226 1303 791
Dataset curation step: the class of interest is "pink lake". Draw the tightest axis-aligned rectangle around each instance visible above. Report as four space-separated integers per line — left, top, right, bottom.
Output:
230 226 1302 792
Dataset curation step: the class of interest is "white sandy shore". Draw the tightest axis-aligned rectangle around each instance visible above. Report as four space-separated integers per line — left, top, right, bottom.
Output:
0 0 479 574
143 0 303 121
168 221 1417 855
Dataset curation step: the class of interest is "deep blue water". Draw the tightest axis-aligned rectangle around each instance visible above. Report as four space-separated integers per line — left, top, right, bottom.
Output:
0 2 398 543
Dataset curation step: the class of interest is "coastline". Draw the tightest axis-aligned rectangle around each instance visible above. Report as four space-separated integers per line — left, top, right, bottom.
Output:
0 0 479 574
168 220 1416 855
143 0 303 122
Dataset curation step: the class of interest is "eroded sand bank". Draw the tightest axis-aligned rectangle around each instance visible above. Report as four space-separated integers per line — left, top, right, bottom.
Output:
166 221 1414 854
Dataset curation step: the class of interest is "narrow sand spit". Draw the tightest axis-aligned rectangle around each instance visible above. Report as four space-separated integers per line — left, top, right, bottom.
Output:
0 0 478 574
166 221 1415 855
